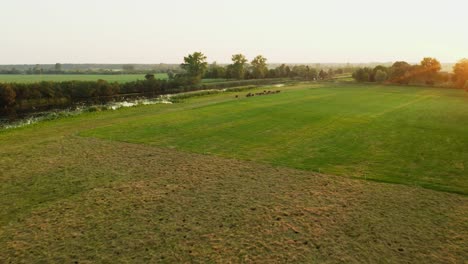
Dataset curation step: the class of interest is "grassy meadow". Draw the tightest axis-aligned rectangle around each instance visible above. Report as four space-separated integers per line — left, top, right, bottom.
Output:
83 83 468 194
0 82 467 262
0 73 168 83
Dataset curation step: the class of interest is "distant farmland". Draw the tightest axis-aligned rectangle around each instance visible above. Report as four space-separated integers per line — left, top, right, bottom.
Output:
0 73 168 83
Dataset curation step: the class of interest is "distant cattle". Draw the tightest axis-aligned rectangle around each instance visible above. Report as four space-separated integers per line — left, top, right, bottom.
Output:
245 90 281 98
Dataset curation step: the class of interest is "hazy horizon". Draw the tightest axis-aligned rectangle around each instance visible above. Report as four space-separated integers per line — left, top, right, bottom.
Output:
1 0 466 64
0 62 457 66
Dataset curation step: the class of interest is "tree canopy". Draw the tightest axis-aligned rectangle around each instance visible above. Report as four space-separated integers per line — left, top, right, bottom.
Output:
181 52 208 83
229 54 248 79
420 57 441 74
453 59 468 89
250 55 268 79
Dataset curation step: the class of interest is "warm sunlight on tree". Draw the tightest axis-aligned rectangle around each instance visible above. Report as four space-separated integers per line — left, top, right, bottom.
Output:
453 59 468 89
420 57 441 75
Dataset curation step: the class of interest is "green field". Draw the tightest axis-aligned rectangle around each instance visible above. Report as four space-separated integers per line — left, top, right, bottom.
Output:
1 82 467 262
83 83 468 194
0 73 168 83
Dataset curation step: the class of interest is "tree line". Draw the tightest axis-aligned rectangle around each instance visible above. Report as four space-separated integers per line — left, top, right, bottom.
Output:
1 51 354 113
186 53 349 82
352 57 468 90
0 68 292 114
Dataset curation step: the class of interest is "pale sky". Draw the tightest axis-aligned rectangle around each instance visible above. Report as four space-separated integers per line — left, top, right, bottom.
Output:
1 0 466 64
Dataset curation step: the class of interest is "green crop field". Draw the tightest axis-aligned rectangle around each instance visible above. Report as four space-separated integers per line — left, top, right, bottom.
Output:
0 73 168 83
1 82 467 262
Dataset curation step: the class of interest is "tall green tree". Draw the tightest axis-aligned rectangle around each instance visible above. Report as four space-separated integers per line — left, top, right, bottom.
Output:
453 58 468 89
352 68 372 82
251 55 268 79
229 54 248 79
181 52 208 83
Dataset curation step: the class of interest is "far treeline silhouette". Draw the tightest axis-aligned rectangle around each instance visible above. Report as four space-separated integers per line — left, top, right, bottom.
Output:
352 57 468 89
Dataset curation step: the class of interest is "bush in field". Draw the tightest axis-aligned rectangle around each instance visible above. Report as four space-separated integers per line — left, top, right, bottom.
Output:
374 70 388 82
352 68 371 82
96 79 119 97
388 61 412 84
0 83 16 108
371 65 388 81
38 82 53 98
72 81 97 99
318 69 329 80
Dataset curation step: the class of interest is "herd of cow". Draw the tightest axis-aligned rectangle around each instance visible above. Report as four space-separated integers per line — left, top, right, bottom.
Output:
235 90 281 98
